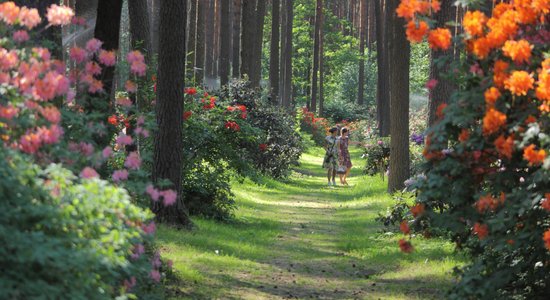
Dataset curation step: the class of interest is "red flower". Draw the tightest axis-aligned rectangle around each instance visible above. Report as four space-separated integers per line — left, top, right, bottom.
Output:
183 111 192 121
398 239 414 253
237 105 247 112
259 143 268 152
225 121 240 132
108 115 118 126
541 193 550 212
400 221 410 235
473 223 489 240
241 112 247 119
153 83 156 93
411 203 425 218
227 106 236 112
184 87 197 95
544 230 550 251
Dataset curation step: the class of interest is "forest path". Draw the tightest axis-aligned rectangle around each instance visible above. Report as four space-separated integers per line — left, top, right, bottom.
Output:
159 147 462 300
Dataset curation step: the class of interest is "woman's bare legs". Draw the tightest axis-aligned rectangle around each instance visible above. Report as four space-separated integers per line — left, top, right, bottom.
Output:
343 167 351 185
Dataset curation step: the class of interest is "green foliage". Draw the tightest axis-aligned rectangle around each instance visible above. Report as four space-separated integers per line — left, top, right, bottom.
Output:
0 148 160 299
410 42 430 95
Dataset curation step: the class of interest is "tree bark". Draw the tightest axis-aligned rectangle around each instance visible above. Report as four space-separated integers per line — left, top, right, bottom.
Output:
219 0 231 86
387 0 410 193
375 0 390 137
250 0 266 88
240 0 255 82
318 1 325 116
232 0 242 78
310 0 322 114
129 0 152 59
186 0 197 78
269 0 281 104
205 0 215 79
153 0 192 226
149 0 160 56
428 0 456 126
195 0 205 84
357 0 367 105
280 0 293 108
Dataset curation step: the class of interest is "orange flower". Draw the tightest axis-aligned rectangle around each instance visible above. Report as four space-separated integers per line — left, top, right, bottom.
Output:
502 39 532 64
472 37 492 59
459 129 470 142
475 193 505 213
483 108 507 135
493 60 510 88
396 0 419 19
0 1 20 25
473 223 489 240
406 20 429 43
495 134 514 159
505 71 534 96
428 28 452 50
536 70 550 102
532 0 550 14
484 87 501 107
544 230 550 251
523 144 546 165
398 239 414 253
431 0 441 12
541 193 550 212
525 115 537 124
463 10 487 37
436 103 447 119
515 6 537 24
411 203 425 217
400 221 410 235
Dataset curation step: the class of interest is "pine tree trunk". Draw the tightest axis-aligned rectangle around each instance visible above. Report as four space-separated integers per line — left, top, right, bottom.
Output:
153 0 192 227
205 0 215 79
367 0 376 49
186 0 197 78
280 0 293 108
195 0 205 84
269 0 281 104
240 0 255 82
250 0 266 88
219 0 231 86
310 0 322 114
213 0 221 78
375 0 390 137
357 0 366 105
232 0 242 78
318 1 325 116
129 0 152 58
149 0 160 56
387 0 410 193
428 0 456 126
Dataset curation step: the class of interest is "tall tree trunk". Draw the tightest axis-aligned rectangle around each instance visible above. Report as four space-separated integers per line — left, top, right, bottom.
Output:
318 2 325 116
205 0 215 79
357 0 366 105
240 0 255 82
310 0 322 114
280 0 293 108
269 0 281 104
387 0 410 193
367 0 376 49
219 0 231 86
94 0 123 101
250 0 266 88
149 0 160 56
187 0 197 78
375 0 390 137
428 0 456 126
128 0 151 57
153 0 192 226
232 0 242 78
195 0 205 84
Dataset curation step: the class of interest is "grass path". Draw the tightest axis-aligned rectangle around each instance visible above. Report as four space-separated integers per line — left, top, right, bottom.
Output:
159 146 463 299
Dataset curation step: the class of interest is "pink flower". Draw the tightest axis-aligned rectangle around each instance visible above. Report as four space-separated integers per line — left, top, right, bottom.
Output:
0 48 19 71
149 270 161 283
162 190 177 206
142 221 156 235
80 167 99 179
85 38 103 53
79 142 94 156
19 132 41 154
32 47 51 61
85 61 101 76
102 146 112 159
112 169 129 182
46 4 74 26
88 79 104 94
0 2 20 25
116 134 133 146
425 79 438 90
37 125 63 145
125 80 137 93
13 30 29 43
130 61 147 77
0 104 19 120
41 106 61 124
34 71 60 101
18 7 41 29
152 252 162 269
69 46 87 63
135 127 150 138
146 185 160 201
98 50 116 66
124 152 141 170
123 277 136 291
71 16 86 26
131 243 145 260
0 72 9 84
137 116 145 126
127 50 145 64
66 89 76 103
116 97 133 107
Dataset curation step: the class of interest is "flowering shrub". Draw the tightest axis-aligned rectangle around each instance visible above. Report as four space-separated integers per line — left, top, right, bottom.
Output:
397 0 550 298
298 106 331 146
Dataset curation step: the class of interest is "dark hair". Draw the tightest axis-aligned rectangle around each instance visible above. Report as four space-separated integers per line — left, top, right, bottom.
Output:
341 127 349 135
329 127 338 133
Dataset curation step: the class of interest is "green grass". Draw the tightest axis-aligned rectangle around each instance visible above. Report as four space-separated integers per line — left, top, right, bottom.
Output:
158 146 464 299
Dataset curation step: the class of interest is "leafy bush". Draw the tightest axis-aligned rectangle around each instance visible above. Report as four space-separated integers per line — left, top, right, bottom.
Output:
398 1 550 298
0 149 161 299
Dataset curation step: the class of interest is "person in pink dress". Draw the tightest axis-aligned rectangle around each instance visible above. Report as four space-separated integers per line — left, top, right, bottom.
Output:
338 127 353 185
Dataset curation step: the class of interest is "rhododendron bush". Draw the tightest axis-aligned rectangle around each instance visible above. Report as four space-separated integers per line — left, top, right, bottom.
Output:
0 3 170 297
397 0 550 298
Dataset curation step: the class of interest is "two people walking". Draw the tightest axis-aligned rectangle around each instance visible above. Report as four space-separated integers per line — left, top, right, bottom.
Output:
323 127 353 187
